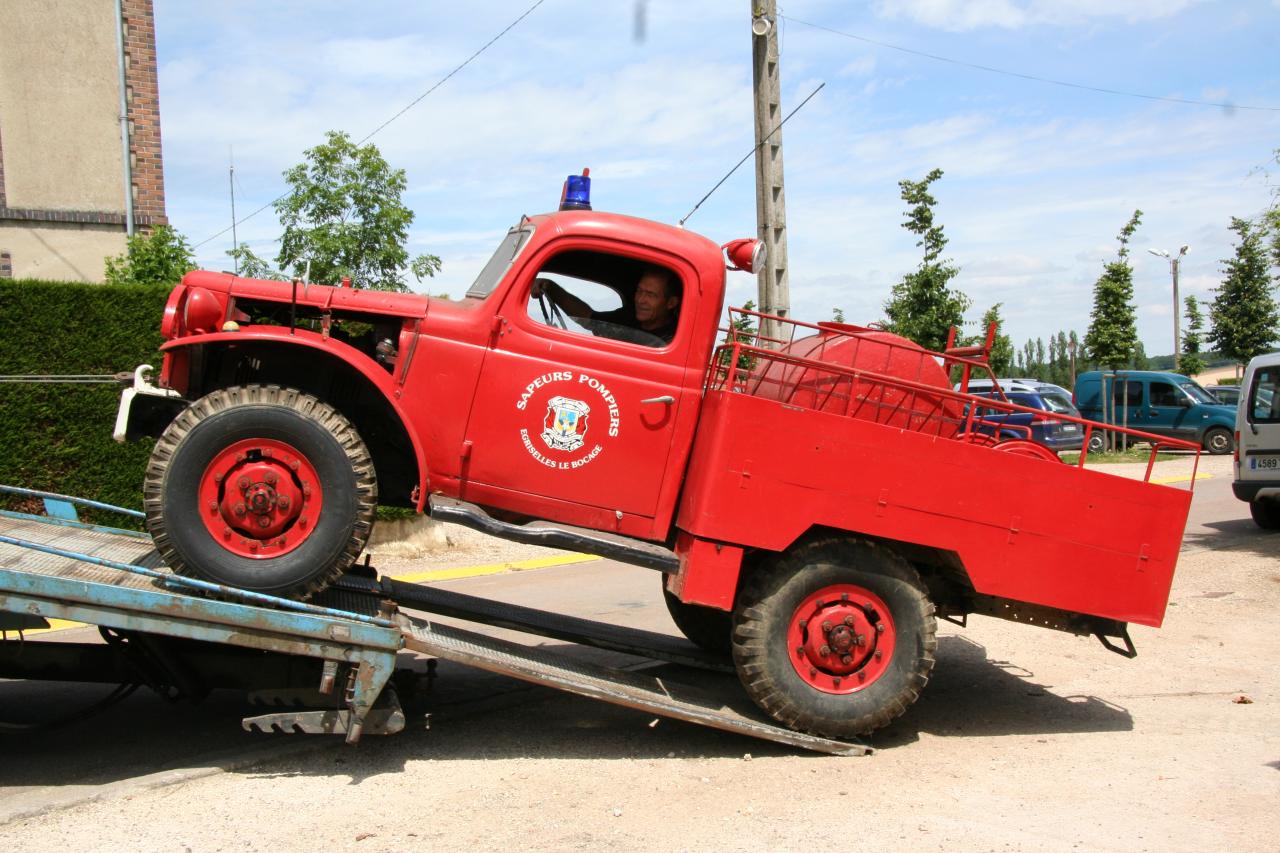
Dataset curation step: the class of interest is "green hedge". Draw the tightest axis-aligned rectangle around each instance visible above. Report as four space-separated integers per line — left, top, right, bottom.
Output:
0 280 171 522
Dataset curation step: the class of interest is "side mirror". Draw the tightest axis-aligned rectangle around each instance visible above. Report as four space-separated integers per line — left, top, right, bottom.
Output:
1178 396 1192 408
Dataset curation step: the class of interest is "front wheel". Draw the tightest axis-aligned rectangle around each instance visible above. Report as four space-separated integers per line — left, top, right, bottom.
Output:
1203 427 1234 455
732 537 936 738
1251 498 1280 530
144 385 378 599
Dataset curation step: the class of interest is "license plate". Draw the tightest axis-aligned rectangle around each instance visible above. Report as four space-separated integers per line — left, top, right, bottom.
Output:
1251 456 1279 470
1060 424 1079 433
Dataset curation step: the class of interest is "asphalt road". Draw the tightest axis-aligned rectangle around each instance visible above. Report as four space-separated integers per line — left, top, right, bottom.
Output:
0 454 1262 825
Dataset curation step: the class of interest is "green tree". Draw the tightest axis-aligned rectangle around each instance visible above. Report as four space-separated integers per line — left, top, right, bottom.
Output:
975 304 1014 375
831 307 846 323
1180 294 1208 376
226 243 285 280
883 168 971 351
1208 217 1280 368
104 224 196 286
1084 210 1142 369
274 130 440 292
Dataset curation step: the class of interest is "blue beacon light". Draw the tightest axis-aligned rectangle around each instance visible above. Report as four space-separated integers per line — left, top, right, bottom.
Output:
559 168 592 211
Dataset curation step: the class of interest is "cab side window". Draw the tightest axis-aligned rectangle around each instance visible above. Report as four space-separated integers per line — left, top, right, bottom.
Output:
1251 368 1280 423
1150 382 1181 407
525 249 682 349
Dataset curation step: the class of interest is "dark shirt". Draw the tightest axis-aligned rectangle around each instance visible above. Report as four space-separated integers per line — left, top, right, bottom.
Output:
590 306 677 347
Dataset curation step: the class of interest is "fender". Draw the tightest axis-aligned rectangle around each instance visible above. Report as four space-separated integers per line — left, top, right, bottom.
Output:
161 327 432 509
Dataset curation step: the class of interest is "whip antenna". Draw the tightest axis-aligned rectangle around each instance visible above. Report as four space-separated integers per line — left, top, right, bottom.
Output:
678 82 824 228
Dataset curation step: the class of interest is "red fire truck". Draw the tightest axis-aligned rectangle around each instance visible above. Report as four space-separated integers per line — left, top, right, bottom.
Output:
117 180 1196 740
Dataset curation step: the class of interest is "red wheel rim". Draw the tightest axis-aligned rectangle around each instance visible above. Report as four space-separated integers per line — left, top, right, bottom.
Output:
197 438 324 559
787 584 896 694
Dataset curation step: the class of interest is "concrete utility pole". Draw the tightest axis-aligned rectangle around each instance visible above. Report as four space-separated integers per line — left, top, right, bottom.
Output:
751 0 789 346
1149 246 1189 371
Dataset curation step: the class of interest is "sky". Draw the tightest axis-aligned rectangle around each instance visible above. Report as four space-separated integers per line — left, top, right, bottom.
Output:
153 0 1280 356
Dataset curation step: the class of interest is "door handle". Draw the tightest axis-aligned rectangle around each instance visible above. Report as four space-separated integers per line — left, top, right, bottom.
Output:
641 395 675 405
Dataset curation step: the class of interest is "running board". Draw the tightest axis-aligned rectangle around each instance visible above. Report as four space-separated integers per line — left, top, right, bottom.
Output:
429 496 679 574
370 576 732 673
397 613 868 756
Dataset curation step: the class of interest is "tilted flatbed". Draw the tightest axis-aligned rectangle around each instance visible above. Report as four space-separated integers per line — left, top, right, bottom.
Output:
0 490 866 756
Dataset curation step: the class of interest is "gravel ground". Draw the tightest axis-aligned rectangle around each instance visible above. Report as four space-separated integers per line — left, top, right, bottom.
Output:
3 454 1277 851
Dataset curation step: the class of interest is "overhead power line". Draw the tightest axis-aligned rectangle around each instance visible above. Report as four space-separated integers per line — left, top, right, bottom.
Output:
194 0 548 251
781 15 1280 114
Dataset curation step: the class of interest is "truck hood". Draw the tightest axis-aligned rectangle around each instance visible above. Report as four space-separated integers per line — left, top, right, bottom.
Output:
181 270 431 320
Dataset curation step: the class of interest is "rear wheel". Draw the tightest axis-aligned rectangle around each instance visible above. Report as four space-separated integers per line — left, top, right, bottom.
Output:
662 581 732 654
144 385 377 599
732 536 936 738
1086 432 1106 454
1250 498 1280 530
1203 427 1234 455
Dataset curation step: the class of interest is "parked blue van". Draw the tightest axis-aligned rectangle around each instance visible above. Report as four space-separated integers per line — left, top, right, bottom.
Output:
1074 370 1236 454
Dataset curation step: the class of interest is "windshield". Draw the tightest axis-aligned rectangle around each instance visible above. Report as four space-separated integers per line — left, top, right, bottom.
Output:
465 224 534 298
1179 381 1219 404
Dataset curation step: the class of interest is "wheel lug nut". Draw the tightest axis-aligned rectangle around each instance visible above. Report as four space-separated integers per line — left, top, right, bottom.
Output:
248 541 259 552
233 503 246 517
289 459 300 471
299 517 308 529
876 623 885 633
874 650 883 661
208 501 218 514
819 644 831 656
833 677 842 687
795 646 806 658
257 516 271 529
222 527 232 539
798 619 807 630
840 592 849 602
265 472 278 485
821 620 833 633
809 668 817 677
857 671 866 682
841 655 853 665
277 495 290 510
237 476 250 490
213 472 224 483
843 615 855 626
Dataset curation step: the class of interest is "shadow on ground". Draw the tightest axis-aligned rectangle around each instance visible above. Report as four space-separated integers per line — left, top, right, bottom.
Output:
1 632 1132 793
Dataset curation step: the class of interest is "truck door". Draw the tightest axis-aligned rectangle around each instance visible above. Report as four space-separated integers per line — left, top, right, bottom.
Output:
1146 379 1193 438
461 246 697 531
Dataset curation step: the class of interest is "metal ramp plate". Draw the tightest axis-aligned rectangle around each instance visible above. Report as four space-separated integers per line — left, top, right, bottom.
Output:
399 615 869 756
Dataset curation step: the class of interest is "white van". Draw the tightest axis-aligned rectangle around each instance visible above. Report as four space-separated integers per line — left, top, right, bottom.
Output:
1233 352 1280 529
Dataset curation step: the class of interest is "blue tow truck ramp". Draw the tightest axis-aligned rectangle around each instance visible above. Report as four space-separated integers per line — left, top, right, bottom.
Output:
0 489 866 755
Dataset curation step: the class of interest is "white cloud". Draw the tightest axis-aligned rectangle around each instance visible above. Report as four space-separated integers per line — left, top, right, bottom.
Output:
874 0 1204 31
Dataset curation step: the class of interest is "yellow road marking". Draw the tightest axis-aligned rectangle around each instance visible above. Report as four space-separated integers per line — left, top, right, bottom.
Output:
1152 472 1213 485
7 555 601 634
389 552 601 584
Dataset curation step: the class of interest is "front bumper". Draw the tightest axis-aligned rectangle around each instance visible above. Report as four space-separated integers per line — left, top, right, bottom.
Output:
113 364 187 442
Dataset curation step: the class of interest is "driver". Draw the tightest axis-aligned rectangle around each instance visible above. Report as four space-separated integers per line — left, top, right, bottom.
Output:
531 265 681 346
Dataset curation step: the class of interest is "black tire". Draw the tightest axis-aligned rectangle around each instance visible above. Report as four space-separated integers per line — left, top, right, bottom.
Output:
732 536 936 738
1086 432 1106 454
144 385 377 599
662 581 733 654
1250 498 1280 530
1203 427 1234 455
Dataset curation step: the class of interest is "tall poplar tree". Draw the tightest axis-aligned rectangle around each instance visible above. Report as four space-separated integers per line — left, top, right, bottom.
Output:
1208 217 1279 368
1180 295 1207 377
1084 210 1142 370
883 168 971 351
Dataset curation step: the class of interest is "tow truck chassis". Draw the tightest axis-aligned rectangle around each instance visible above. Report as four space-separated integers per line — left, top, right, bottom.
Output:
0 489 865 756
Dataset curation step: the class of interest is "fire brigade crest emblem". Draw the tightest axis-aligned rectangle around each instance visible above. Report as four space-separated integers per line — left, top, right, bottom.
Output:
542 396 590 452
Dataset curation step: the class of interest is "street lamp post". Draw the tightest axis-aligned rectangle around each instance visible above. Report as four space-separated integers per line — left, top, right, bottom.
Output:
1148 245 1189 372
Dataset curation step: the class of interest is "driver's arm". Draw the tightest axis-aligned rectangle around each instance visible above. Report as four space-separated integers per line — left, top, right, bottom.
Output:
532 277 592 321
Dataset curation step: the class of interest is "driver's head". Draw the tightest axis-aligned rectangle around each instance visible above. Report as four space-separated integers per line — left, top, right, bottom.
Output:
634 265 680 331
